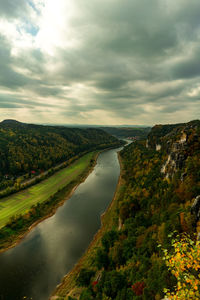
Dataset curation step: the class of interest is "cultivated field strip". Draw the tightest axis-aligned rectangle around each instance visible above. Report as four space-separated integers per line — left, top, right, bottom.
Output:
0 152 95 228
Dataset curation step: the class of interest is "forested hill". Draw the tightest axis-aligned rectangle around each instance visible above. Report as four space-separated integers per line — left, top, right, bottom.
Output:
101 126 151 139
146 119 200 150
0 119 122 184
73 120 200 300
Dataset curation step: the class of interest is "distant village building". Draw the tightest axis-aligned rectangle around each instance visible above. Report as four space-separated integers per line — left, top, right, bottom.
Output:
127 136 138 141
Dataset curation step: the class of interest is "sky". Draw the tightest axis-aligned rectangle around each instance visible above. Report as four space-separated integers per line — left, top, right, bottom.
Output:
0 0 199 125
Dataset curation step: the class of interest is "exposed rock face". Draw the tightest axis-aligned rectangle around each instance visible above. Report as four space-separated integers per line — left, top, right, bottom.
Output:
161 155 171 176
146 120 200 179
180 132 187 143
180 172 187 182
146 139 149 149
147 120 199 151
191 195 200 222
161 134 187 178
156 144 161 151
146 123 185 150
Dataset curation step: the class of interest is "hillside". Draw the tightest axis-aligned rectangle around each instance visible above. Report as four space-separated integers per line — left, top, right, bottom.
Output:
100 127 151 139
60 120 200 299
0 120 122 192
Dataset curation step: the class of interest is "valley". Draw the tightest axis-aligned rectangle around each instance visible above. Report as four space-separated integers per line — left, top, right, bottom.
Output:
52 120 200 300
0 120 199 300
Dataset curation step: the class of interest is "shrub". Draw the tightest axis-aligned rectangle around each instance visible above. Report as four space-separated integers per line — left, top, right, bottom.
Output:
76 268 95 287
162 234 200 299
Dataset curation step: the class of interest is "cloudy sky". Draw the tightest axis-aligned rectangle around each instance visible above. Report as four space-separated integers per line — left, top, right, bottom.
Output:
0 0 199 125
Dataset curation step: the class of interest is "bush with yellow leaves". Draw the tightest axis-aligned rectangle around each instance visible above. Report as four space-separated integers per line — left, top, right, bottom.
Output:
160 234 200 299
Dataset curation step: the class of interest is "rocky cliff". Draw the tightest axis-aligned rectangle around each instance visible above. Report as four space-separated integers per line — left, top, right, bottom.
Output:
146 120 200 179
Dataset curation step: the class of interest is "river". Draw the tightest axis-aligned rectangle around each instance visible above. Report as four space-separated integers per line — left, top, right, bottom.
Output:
0 147 122 300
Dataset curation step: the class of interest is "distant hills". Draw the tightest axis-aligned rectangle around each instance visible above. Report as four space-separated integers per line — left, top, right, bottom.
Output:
0 119 25 126
0 120 150 128
101 126 151 138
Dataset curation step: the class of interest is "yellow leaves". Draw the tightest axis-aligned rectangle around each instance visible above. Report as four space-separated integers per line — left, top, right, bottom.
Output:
142 188 149 198
163 234 200 300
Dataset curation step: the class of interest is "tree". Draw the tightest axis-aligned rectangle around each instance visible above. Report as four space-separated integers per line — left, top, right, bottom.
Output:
102 271 126 298
76 268 95 287
95 248 109 270
102 230 118 252
162 234 200 299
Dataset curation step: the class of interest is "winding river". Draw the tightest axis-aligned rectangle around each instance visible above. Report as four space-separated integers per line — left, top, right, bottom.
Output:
0 147 122 300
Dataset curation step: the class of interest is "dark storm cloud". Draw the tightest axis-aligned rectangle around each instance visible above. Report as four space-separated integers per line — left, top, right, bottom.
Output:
0 102 21 108
0 93 58 109
15 48 46 76
64 0 200 78
172 47 200 79
0 35 63 100
55 1 179 92
0 0 28 19
0 35 31 88
161 103 187 114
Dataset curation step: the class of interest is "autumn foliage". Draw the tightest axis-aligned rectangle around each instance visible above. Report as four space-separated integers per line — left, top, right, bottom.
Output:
131 281 145 295
162 234 200 299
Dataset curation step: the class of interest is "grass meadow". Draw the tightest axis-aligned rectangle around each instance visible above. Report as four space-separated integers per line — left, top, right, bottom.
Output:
0 152 95 229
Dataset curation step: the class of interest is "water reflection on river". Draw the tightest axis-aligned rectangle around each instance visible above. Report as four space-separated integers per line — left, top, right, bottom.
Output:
0 148 121 300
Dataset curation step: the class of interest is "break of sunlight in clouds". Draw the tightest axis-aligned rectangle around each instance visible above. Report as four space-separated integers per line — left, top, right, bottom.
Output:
35 0 78 55
0 0 199 125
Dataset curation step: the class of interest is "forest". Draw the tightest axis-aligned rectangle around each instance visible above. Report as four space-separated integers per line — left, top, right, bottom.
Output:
0 119 122 193
100 126 151 139
70 120 200 300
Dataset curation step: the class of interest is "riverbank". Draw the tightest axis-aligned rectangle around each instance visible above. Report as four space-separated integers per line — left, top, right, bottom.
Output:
0 151 100 254
51 152 126 300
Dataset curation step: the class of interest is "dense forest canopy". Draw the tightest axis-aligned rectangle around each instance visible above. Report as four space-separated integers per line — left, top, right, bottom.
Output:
74 120 200 300
0 119 122 190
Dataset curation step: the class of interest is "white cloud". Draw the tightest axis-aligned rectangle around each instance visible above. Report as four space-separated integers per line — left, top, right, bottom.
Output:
188 85 200 97
34 0 79 55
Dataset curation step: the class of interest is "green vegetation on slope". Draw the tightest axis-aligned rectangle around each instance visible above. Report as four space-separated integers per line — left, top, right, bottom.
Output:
0 152 95 229
55 120 200 300
0 119 122 193
101 126 151 139
0 151 100 252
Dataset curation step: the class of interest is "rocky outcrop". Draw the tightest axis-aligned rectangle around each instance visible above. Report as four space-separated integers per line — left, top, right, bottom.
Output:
191 196 200 241
191 195 200 222
161 132 187 178
146 120 200 179
180 172 187 182
146 123 184 150
147 120 199 151
146 139 149 149
156 144 161 151
146 120 200 178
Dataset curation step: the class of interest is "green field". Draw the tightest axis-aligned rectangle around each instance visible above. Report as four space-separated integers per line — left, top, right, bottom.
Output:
0 152 96 229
